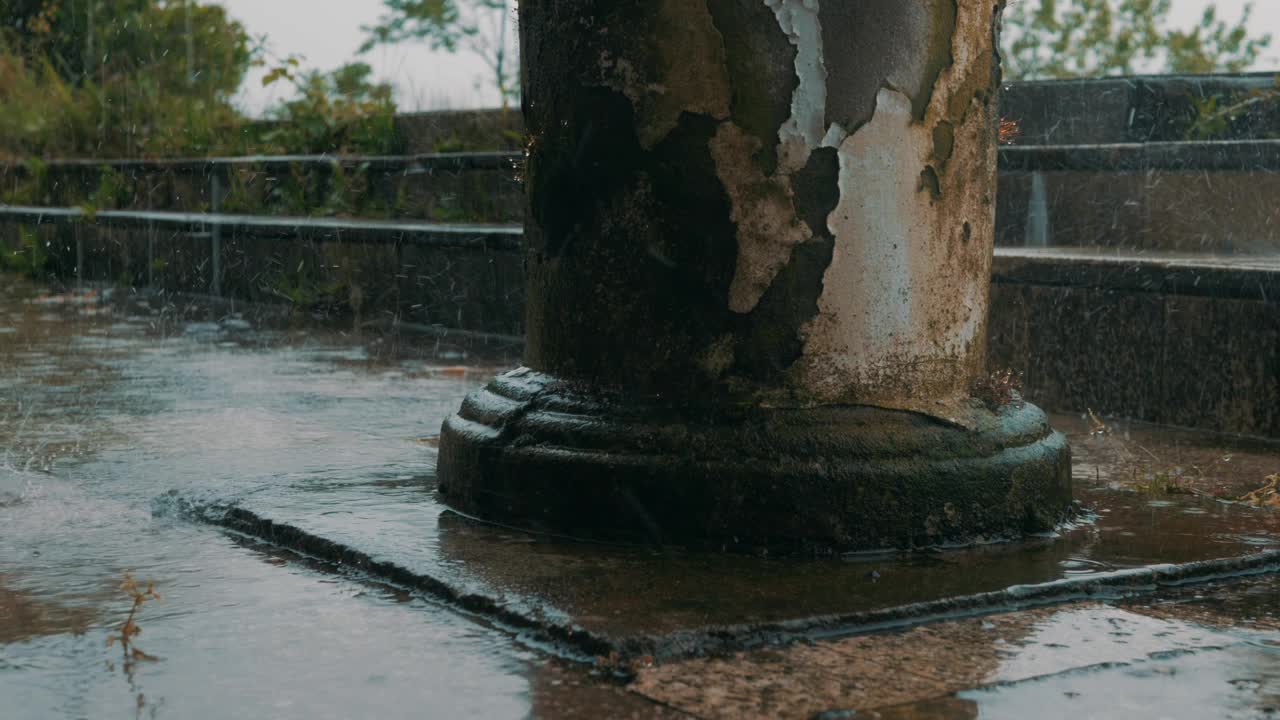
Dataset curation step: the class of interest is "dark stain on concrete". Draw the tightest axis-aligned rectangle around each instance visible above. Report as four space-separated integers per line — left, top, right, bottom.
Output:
790 146 841 236
525 88 644 259
525 99 740 393
733 235 835 382
729 147 840 381
646 111 742 307
919 165 943 199
932 119 956 168
518 2 751 393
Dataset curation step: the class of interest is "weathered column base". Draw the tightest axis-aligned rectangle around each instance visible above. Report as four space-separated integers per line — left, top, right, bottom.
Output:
438 368 1073 553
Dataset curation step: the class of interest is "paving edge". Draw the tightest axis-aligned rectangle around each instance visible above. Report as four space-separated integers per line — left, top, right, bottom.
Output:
188 502 1280 663
204 505 616 659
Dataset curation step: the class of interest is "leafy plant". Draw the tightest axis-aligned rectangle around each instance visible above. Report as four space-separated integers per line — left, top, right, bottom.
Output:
0 224 49 277
217 164 260 214
258 60 402 156
107 571 161 667
972 368 1025 410
262 259 351 313
1186 75 1280 140
0 0 252 159
2 158 51 205
76 165 129 221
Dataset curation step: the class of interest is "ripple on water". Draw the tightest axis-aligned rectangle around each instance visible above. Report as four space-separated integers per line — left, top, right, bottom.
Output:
1057 557 1115 575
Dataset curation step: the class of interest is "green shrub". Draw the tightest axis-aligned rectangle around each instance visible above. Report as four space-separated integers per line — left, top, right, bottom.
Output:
0 225 49 277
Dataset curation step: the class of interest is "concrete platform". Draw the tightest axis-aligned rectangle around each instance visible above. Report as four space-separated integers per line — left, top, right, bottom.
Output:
184 419 1280 659
2 276 1278 718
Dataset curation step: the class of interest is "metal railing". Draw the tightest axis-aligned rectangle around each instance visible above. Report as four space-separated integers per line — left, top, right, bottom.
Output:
6 139 1278 180
2 151 520 176
5 142 1279 298
0 204 521 295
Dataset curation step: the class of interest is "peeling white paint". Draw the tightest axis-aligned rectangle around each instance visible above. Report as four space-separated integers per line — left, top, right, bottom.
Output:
820 123 848 148
796 85 989 407
786 0 1002 411
720 0 830 314
806 88 923 383
765 0 828 172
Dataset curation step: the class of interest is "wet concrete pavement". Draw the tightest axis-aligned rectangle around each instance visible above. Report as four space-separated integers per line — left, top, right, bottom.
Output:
633 589 1280 719
2 276 1278 719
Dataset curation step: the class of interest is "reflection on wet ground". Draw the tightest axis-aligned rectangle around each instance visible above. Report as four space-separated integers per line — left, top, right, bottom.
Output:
0 280 594 719
635 591 1280 719
2 276 1278 718
0 576 95 645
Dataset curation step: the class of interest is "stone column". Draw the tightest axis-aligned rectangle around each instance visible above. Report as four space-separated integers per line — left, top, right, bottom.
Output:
439 0 1071 551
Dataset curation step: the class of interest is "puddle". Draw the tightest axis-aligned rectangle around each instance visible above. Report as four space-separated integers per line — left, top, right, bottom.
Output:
952 643 1280 720
633 601 1280 719
988 605 1240 683
0 280 549 719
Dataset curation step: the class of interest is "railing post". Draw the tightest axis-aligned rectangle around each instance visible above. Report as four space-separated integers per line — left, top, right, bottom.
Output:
74 221 84 290
1026 171 1050 247
147 182 156 288
210 168 223 297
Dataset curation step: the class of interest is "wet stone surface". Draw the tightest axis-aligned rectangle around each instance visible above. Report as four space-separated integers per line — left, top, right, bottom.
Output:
2 276 1279 718
192 417 1280 654
632 598 1280 719
0 279 657 719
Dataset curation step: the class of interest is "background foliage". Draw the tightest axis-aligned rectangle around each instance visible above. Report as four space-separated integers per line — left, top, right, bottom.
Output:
0 0 1275 160
258 60 402 155
0 0 400 159
1 0 250 158
1002 0 1273 79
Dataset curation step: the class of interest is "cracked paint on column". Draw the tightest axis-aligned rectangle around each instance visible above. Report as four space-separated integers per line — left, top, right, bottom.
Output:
765 0 828 173
792 0 1000 411
525 0 1003 407
721 0 828 314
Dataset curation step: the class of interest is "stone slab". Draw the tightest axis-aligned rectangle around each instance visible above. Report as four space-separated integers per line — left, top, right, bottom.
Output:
180 409 1280 661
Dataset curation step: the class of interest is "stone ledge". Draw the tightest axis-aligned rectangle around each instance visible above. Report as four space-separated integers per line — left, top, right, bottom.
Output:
992 247 1280 303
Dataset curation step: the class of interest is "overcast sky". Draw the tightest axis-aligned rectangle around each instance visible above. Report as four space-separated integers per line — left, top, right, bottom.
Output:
216 0 1280 117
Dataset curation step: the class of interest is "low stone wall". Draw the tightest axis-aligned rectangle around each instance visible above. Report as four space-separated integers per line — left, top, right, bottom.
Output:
0 154 522 224
996 141 1280 253
393 109 524 153
1000 73 1279 146
0 209 525 340
5 208 1276 438
988 250 1280 438
4 73 1278 436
